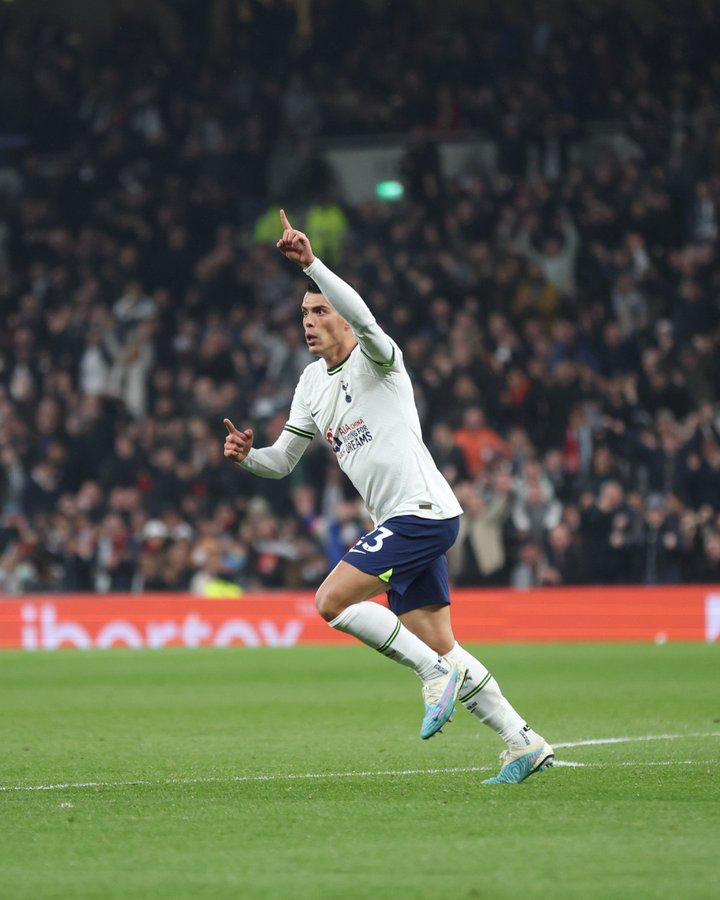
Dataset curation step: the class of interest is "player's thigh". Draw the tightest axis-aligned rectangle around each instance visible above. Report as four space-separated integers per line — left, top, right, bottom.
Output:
399 604 455 656
315 560 387 620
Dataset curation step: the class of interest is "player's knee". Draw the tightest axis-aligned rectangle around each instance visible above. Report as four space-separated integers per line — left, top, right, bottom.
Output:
427 636 454 656
315 585 350 622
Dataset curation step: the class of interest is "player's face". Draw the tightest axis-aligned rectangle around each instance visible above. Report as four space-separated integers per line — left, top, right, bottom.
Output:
301 293 348 357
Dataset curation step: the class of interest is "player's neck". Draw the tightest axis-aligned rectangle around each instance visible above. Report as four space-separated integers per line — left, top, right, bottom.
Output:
321 338 357 371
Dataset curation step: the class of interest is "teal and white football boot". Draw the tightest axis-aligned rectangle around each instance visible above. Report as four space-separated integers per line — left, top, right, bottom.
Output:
482 738 554 784
420 660 467 740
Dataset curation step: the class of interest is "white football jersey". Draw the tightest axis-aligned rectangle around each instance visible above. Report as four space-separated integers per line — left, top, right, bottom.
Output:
284 341 462 527
240 257 463 527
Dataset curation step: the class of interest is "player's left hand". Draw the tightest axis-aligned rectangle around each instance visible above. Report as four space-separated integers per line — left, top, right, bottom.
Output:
276 209 315 268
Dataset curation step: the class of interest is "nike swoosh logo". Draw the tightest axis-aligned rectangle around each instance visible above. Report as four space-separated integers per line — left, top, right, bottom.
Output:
431 669 459 718
526 749 544 769
311 409 321 416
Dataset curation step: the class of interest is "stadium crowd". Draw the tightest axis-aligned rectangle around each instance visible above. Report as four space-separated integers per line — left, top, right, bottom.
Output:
1 2 720 594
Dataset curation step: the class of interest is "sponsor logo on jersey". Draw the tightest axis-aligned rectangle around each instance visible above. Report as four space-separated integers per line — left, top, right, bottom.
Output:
325 417 373 458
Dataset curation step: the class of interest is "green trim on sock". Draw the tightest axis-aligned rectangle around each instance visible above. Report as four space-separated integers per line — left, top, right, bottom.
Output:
378 568 393 584
376 620 401 654
459 671 492 704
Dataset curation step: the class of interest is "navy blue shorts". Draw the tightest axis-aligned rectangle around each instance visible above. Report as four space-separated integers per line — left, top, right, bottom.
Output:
342 515 460 616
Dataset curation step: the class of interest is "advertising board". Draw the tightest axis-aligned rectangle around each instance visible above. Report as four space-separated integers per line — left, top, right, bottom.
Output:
0 586 717 650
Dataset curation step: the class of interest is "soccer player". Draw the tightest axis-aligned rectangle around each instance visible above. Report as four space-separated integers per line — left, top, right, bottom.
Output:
223 210 553 784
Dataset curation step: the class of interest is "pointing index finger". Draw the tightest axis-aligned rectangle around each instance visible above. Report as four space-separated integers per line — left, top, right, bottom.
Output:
279 208 291 230
224 418 238 435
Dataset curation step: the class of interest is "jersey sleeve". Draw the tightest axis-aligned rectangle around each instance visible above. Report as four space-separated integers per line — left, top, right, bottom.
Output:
304 257 396 369
238 374 316 479
283 373 317 440
238 429 311 479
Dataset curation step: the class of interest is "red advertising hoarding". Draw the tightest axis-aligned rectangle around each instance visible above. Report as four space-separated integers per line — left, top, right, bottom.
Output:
0 585 718 650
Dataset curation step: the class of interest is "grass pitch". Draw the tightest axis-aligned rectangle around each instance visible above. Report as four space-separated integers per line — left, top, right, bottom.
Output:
2 642 718 900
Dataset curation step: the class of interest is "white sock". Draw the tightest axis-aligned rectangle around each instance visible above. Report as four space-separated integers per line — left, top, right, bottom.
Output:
451 642 539 749
329 602 449 682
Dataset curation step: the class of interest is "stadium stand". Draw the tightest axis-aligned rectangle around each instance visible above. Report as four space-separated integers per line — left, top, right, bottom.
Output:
1 2 720 593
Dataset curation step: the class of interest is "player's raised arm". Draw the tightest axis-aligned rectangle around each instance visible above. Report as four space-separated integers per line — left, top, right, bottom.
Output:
276 210 395 367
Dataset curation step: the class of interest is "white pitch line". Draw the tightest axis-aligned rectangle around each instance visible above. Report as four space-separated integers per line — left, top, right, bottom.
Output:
554 731 720 749
602 760 712 767
2 732 717 794
0 766 493 793
555 760 711 769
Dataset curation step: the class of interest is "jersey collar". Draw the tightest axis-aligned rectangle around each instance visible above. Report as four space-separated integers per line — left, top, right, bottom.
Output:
326 345 356 375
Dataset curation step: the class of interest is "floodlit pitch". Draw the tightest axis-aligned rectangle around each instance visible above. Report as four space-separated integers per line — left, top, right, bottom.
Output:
3 643 718 899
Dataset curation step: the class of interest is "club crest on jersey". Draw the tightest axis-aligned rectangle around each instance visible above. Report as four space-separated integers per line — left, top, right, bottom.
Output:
325 430 343 453
340 380 352 403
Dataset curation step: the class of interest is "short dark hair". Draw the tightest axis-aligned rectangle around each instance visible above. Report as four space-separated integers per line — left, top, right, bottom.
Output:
305 278 322 294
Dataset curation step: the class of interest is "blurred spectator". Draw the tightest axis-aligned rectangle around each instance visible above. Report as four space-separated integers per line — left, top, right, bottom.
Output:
449 472 513 587
453 407 508 478
512 479 562 548
510 542 547 590
95 513 134 592
541 523 588 586
580 481 636 584
687 529 720 583
305 203 348 265
428 422 469 485
634 494 684 585
514 213 579 297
